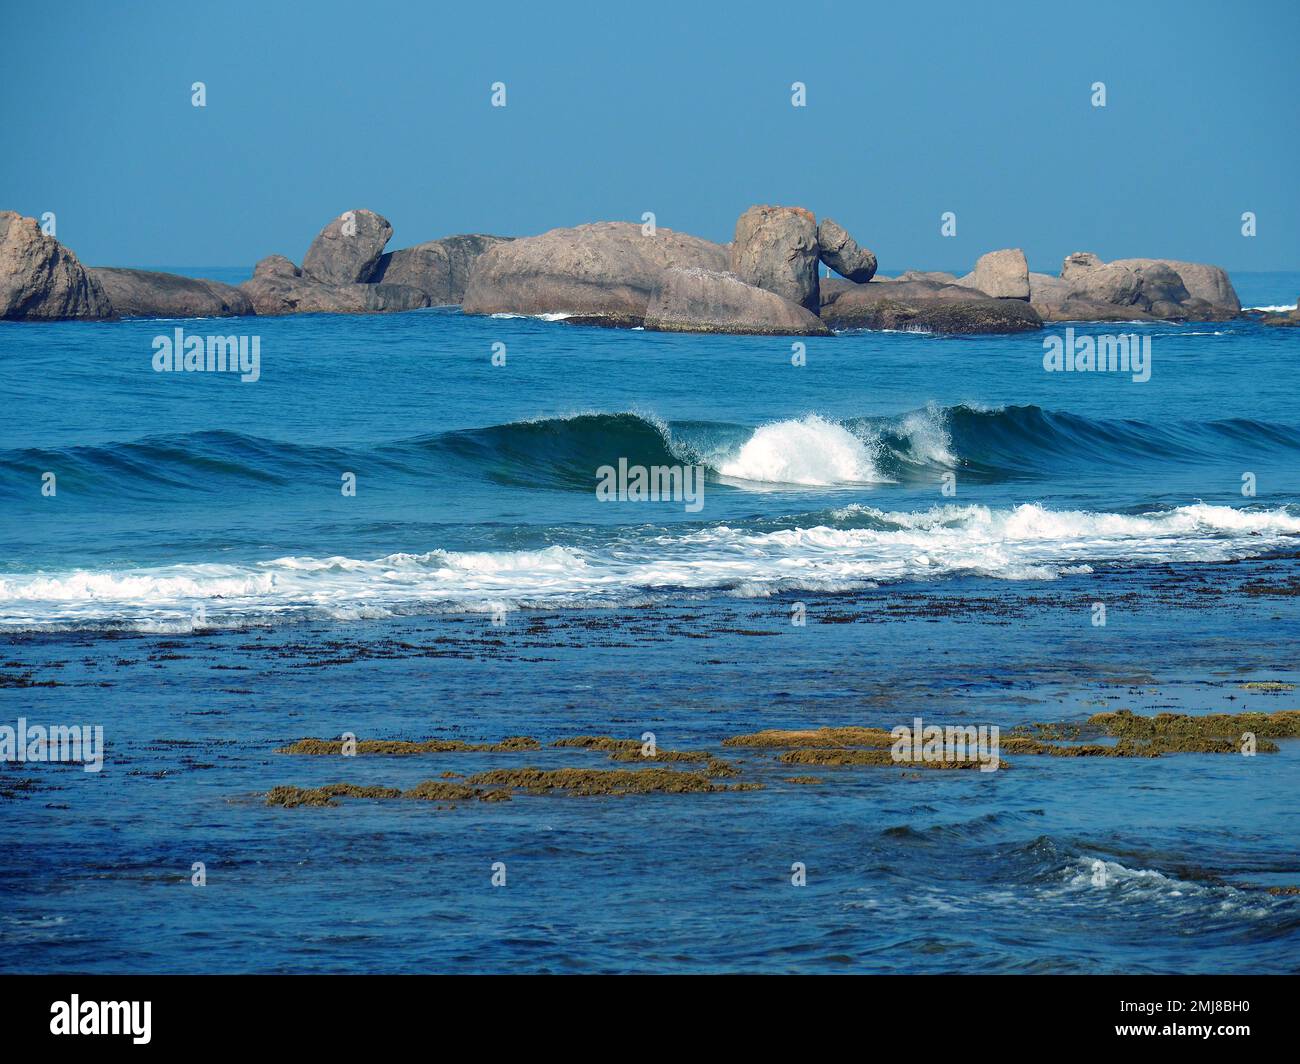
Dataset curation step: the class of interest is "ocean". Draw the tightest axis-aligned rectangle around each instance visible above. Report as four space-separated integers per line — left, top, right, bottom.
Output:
1 270 1297 973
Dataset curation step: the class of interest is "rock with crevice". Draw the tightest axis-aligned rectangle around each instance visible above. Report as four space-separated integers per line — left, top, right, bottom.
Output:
372 234 512 304
645 266 831 336
240 272 430 316
301 208 393 284
731 205 820 311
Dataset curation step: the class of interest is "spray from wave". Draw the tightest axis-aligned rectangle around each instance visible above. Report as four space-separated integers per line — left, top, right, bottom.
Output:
717 415 888 486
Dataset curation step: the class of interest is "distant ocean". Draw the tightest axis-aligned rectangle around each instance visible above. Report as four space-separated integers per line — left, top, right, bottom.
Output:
1 271 1297 973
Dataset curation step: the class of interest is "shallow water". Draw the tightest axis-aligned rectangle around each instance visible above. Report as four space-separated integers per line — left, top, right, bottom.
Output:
1 272 1297 972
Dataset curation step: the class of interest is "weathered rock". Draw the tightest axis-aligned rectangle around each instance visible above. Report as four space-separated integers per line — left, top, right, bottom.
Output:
0 211 114 320
1060 251 1105 281
89 267 253 318
461 222 728 322
372 234 512 304
253 254 301 279
1060 253 1240 320
820 278 1041 333
1112 257 1240 315
816 218 877 283
301 209 393 284
240 273 430 316
645 267 830 336
895 270 959 285
1067 262 1141 307
1031 270 1159 321
961 248 1030 300
731 206 820 311
1130 261 1191 312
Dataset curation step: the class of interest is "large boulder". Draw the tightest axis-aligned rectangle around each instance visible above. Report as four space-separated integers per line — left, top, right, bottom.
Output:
1128 261 1192 319
960 248 1030 300
1029 271 1150 322
372 234 512 304
301 209 393 284
1058 252 1239 321
253 254 300 279
1111 257 1240 316
0 211 114 320
461 222 729 323
645 267 830 336
240 272 429 316
731 205 820 311
89 267 252 318
816 218 876 283
821 277 1041 333
1065 262 1141 307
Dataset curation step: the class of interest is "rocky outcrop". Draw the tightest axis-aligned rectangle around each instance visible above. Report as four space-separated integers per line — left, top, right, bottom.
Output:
89 267 252 318
731 206 820 311
1050 252 1239 321
301 209 393 284
0 211 114 320
960 248 1030 300
1029 272 1156 322
1257 304 1300 328
816 218 876 283
821 277 1042 333
645 267 830 336
240 256 430 316
1111 258 1240 314
461 222 728 322
372 234 512 304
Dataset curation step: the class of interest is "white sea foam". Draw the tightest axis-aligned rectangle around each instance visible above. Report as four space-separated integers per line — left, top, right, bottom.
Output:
717 415 889 486
893 404 957 466
1246 304 1297 313
1 503 1296 630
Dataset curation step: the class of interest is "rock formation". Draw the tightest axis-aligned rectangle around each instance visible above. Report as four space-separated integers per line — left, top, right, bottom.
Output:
372 234 512 305
461 222 729 323
730 205 820 312
821 276 1042 333
301 209 393 284
645 267 830 335
89 268 252 318
0 211 114 320
816 218 877 283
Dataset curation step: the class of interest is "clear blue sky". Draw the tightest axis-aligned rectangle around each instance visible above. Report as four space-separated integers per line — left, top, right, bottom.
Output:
2 0 1296 272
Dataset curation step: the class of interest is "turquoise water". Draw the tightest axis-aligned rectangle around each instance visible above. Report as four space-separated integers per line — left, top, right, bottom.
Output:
1 272 1297 972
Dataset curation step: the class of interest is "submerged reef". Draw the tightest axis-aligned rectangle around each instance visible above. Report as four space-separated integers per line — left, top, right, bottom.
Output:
264 711 1297 809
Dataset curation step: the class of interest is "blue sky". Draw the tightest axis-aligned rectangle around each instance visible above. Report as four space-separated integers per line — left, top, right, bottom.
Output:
2 0 1296 271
